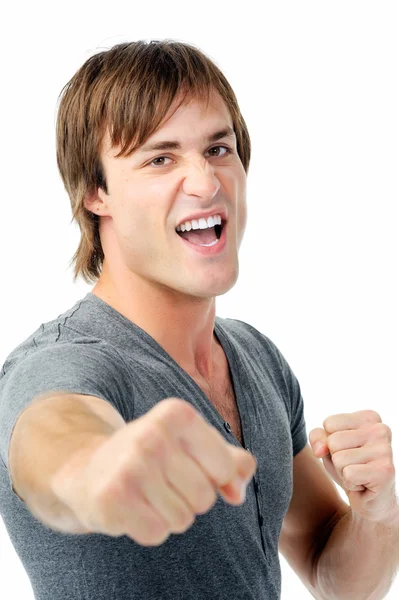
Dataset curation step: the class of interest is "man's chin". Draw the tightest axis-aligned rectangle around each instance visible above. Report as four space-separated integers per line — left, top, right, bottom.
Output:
176 272 239 300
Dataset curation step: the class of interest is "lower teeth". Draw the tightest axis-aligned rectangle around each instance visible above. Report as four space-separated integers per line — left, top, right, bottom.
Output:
199 239 218 247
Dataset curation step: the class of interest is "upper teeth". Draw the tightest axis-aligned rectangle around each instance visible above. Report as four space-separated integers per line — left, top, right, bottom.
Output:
176 213 222 232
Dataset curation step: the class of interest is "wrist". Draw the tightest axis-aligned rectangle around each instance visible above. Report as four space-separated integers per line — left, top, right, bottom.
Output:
51 434 109 510
351 495 399 528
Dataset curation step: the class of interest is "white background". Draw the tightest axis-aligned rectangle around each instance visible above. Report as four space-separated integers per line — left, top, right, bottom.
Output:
0 1 398 598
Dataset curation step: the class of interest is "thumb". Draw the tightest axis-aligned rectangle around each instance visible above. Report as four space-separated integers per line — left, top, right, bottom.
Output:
308 428 365 492
234 446 258 482
219 446 257 503
309 427 344 488
309 427 329 457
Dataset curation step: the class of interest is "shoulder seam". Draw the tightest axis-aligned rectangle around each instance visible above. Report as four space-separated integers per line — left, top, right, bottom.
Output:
56 300 86 342
59 323 135 383
220 318 280 359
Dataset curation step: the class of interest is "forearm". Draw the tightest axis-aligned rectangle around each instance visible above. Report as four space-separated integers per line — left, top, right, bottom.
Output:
315 503 399 600
9 394 117 533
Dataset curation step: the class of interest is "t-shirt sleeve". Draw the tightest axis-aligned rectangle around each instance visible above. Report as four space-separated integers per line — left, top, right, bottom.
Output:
0 339 132 498
273 343 308 456
261 335 308 457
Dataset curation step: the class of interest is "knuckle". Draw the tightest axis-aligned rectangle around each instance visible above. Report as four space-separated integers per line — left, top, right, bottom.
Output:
194 484 217 514
119 467 143 501
366 410 382 423
383 461 395 477
380 443 393 460
171 508 195 532
327 433 339 454
142 419 163 440
371 422 391 441
132 518 170 546
149 515 170 537
331 451 343 469
322 418 330 431
382 424 392 441
164 398 197 422
342 465 353 483
140 424 169 458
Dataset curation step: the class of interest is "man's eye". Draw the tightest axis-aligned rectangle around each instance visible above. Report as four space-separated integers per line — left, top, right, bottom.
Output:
207 145 231 158
150 156 172 167
148 145 231 167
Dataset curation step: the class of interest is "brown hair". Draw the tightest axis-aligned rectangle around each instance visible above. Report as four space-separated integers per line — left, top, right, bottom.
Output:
56 39 251 284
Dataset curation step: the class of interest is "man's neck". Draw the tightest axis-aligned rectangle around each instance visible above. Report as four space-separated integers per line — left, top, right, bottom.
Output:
90 276 219 382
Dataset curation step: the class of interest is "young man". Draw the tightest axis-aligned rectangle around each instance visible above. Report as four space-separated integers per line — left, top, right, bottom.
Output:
0 40 397 600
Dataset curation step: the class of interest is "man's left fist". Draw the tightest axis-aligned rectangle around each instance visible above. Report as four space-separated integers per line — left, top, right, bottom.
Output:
309 410 398 524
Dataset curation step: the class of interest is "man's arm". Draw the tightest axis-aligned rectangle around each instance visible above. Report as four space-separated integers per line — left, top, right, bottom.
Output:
315 503 399 600
8 391 126 533
279 443 399 600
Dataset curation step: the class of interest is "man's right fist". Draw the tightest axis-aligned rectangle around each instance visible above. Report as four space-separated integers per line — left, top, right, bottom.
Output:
52 398 257 546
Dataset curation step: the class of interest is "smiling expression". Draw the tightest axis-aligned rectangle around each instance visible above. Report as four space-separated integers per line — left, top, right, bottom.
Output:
86 89 248 300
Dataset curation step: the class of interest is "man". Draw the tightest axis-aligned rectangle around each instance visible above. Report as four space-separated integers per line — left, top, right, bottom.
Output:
0 40 398 600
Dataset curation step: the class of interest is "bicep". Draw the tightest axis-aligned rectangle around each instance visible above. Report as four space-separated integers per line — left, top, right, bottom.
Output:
1 340 131 470
33 390 126 430
8 391 126 505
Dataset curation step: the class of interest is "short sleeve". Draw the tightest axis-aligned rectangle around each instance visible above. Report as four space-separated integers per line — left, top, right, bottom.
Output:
0 339 132 475
262 336 308 457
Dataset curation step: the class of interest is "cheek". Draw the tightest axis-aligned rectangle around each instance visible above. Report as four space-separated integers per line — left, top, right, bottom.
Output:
237 197 247 245
113 183 150 232
235 173 247 239
117 202 165 252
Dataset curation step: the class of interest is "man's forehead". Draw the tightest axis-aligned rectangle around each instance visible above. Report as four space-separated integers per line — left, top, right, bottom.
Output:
101 90 234 158
102 123 235 160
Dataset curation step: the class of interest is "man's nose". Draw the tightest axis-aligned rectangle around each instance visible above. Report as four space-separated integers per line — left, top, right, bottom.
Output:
181 158 220 199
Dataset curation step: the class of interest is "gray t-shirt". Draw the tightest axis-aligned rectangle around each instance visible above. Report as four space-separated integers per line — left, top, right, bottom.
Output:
0 292 307 600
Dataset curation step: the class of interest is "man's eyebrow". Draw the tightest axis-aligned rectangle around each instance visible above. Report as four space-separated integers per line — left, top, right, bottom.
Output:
137 126 236 154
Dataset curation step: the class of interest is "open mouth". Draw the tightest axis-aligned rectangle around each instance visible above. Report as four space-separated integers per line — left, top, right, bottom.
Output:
175 219 227 252
215 222 223 239
176 220 225 241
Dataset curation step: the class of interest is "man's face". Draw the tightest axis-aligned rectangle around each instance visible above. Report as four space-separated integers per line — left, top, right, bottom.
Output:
92 90 247 300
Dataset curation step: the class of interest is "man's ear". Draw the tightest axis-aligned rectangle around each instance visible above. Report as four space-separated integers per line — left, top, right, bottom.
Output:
84 187 109 216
